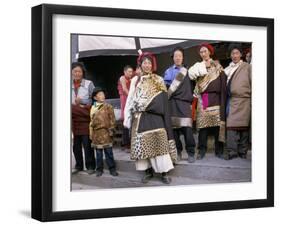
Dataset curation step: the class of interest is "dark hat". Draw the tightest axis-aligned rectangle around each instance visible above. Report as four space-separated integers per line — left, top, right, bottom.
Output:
92 87 105 98
228 43 243 54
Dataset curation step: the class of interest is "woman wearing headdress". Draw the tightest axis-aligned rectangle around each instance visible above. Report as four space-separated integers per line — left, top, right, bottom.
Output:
188 43 227 160
123 51 177 184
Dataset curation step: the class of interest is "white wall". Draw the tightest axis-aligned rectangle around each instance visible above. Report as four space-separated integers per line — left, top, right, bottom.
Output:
0 0 279 225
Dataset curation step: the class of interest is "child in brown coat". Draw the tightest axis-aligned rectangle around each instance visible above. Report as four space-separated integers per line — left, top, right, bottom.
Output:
90 87 118 177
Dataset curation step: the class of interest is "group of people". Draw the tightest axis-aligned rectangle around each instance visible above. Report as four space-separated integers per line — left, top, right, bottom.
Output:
71 42 252 185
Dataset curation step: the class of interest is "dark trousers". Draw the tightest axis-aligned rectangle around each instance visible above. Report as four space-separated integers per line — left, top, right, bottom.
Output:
173 127 195 156
96 147 116 172
73 135 96 170
226 130 249 155
121 127 130 147
198 127 224 156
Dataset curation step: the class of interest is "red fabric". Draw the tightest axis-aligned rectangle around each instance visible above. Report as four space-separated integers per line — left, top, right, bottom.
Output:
117 75 131 120
72 104 91 135
117 75 131 96
198 42 215 56
137 52 157 72
192 97 198 121
73 79 81 95
120 95 127 120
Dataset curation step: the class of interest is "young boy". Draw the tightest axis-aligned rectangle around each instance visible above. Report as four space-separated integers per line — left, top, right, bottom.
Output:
89 87 118 177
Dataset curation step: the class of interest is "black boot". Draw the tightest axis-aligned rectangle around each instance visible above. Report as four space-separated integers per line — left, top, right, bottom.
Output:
110 168 119 176
215 149 224 159
224 152 238 160
96 170 103 177
161 172 171 184
197 149 206 160
238 152 247 159
141 168 153 183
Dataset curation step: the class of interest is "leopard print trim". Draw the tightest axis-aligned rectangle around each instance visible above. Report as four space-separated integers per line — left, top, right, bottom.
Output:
133 74 166 113
196 96 221 129
130 126 171 160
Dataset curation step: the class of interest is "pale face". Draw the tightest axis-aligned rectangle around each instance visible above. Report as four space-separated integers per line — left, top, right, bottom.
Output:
199 46 211 61
173 50 184 66
124 68 133 79
231 49 242 64
94 91 105 103
141 58 153 74
72 66 83 81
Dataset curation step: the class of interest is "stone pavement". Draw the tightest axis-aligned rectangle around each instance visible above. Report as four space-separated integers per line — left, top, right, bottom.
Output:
71 147 251 190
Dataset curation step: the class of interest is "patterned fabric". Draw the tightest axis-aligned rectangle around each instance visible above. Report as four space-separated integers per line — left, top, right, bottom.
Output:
196 104 221 129
89 103 116 149
194 61 223 95
132 74 166 112
196 101 226 143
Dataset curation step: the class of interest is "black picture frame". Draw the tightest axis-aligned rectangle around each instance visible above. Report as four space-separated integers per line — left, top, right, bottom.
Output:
31 3 274 222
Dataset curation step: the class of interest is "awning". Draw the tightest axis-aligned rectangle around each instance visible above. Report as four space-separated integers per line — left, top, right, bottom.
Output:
77 35 215 58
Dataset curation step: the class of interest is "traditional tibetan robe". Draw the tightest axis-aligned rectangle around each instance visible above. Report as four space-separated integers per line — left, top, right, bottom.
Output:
167 67 194 128
188 60 227 142
89 102 116 149
224 61 251 128
124 73 177 173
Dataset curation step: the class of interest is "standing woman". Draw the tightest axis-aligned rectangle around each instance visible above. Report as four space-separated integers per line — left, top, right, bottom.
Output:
188 43 227 160
124 52 177 184
71 62 96 174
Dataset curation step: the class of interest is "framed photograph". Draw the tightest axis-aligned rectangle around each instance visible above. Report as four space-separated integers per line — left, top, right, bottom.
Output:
31 4 274 222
